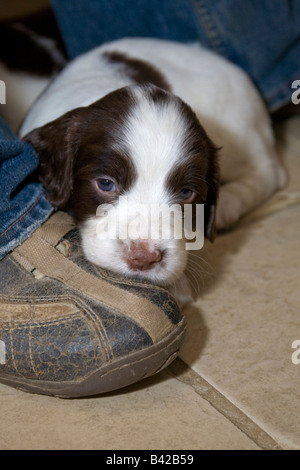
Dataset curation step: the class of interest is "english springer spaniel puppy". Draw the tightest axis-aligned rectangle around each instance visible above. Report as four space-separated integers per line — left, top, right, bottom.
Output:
20 38 286 305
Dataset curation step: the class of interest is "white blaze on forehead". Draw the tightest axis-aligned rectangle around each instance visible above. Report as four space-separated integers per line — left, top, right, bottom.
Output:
123 87 188 203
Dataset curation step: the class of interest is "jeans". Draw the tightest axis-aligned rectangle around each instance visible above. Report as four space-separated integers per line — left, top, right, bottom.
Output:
0 0 299 259
0 118 53 260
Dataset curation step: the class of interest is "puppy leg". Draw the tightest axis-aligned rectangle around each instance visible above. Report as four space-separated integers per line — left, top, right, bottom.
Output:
216 156 287 229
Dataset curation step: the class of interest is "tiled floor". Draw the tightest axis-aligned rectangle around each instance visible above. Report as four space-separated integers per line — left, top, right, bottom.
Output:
0 117 299 450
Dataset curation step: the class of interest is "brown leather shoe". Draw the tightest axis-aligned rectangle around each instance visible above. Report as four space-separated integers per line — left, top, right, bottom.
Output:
0 212 186 397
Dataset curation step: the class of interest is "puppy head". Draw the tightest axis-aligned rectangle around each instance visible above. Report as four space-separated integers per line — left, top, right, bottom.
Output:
24 84 219 285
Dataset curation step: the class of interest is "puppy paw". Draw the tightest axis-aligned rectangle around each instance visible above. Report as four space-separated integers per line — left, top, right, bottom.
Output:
216 188 243 230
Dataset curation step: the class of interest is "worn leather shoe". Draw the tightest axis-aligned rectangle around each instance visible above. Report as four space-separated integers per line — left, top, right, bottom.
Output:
0 212 186 397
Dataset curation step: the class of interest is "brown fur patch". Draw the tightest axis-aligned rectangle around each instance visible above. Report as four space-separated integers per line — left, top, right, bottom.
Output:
165 100 220 241
24 86 137 222
104 51 171 91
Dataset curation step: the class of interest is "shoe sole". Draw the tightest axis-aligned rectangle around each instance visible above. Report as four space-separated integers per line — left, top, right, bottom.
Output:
0 317 186 398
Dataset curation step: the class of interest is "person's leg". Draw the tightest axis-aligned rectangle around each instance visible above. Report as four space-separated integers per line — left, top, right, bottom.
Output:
51 0 300 112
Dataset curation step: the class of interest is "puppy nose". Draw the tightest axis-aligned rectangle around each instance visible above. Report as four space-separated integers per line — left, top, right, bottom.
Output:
126 242 162 271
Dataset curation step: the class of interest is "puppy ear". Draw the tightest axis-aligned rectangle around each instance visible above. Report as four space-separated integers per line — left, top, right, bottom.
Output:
204 145 220 242
23 109 82 208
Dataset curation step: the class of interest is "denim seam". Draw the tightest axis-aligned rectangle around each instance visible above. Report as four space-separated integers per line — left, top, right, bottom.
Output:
191 0 229 57
0 192 44 239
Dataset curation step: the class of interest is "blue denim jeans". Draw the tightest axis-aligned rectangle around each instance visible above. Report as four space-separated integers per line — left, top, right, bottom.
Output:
0 118 53 259
1 0 299 259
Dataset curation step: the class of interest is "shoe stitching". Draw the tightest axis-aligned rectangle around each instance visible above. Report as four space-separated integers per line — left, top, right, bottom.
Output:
83 323 186 381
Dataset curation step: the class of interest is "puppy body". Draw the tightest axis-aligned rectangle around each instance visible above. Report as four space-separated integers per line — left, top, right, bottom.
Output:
20 38 286 304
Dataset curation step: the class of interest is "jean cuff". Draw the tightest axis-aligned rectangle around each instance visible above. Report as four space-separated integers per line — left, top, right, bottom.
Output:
0 188 53 260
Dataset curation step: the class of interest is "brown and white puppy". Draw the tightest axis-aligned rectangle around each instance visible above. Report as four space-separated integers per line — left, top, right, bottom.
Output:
20 38 285 305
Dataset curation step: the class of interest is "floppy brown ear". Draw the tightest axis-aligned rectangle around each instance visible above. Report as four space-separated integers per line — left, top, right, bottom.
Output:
23 109 83 208
204 145 220 242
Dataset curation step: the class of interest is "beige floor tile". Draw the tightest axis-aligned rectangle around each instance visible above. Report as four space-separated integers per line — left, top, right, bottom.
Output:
0 371 259 450
180 118 300 450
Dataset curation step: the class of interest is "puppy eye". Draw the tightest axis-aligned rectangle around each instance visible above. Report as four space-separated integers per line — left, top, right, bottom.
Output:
97 178 116 192
180 188 195 202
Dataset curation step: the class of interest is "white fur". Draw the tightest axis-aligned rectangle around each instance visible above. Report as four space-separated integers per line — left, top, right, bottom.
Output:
82 87 192 291
20 38 286 306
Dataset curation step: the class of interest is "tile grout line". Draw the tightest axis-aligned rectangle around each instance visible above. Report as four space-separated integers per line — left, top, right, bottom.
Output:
167 358 282 450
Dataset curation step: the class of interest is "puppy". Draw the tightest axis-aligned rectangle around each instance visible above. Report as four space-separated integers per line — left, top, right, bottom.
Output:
20 38 286 305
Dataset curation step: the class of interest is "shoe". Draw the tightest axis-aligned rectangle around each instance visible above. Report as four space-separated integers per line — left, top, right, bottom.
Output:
0 212 186 397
